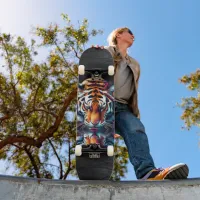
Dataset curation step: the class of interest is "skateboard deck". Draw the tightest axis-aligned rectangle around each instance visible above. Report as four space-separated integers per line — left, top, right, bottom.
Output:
75 47 115 180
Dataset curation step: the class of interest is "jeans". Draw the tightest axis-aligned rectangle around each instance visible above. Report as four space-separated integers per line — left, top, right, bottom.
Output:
115 101 156 179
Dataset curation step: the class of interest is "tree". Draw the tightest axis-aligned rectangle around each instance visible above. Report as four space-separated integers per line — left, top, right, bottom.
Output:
0 14 128 180
179 69 200 130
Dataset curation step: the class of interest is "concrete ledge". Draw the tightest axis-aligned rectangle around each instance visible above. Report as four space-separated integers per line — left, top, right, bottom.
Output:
0 175 200 200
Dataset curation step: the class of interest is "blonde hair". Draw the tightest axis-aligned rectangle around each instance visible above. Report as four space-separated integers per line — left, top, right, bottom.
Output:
107 27 129 46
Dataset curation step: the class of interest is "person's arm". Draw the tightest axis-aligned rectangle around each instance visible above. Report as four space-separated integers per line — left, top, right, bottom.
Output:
135 63 140 91
104 46 115 57
129 57 140 89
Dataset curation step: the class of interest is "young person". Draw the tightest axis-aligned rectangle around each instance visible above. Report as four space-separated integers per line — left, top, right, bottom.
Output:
94 27 189 180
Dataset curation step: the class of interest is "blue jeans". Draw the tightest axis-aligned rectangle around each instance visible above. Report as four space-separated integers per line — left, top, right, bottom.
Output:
115 102 156 179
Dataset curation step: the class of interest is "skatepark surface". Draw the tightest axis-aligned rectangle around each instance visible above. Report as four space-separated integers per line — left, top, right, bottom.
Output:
0 175 200 200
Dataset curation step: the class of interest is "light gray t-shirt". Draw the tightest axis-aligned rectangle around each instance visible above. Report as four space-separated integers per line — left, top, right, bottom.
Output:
114 58 134 104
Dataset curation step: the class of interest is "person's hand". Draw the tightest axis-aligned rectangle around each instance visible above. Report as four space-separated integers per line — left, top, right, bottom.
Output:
91 45 104 49
114 133 121 139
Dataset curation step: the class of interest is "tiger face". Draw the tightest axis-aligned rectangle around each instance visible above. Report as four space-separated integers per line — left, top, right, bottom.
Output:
78 78 114 128
83 99 108 126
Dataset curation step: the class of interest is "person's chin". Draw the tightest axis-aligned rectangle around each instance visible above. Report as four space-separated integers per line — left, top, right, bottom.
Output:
128 41 133 47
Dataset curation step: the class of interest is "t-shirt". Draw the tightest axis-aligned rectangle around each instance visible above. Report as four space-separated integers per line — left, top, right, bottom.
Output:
114 58 134 104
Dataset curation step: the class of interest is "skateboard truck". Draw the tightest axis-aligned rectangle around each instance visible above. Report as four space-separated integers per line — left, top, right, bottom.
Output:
78 65 115 76
75 144 114 158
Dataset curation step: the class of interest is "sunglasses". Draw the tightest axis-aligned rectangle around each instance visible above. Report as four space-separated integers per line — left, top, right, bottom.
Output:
128 29 133 36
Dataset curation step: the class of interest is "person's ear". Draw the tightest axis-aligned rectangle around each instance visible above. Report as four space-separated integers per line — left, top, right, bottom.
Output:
116 33 121 38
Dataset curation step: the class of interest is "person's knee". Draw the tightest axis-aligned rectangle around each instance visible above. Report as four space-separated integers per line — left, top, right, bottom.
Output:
130 119 145 134
116 112 146 134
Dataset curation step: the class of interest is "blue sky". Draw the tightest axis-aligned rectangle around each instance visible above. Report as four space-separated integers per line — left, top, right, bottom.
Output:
0 0 200 180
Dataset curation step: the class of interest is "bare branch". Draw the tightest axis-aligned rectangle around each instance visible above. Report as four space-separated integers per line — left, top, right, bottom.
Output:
70 45 80 59
41 162 60 169
0 115 10 122
26 109 57 118
0 135 41 149
48 138 63 179
24 146 41 178
63 139 72 179
12 144 23 149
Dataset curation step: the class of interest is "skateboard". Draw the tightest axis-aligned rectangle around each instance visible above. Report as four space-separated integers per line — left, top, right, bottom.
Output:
75 47 115 180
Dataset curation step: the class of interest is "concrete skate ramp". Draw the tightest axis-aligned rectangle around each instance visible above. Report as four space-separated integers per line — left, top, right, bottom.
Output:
0 175 200 200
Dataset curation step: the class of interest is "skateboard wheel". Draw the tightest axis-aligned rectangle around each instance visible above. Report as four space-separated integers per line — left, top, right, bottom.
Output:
107 145 114 157
75 145 82 156
78 65 85 75
108 65 114 76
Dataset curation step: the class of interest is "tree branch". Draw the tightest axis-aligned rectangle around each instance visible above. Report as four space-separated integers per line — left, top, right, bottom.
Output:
33 76 46 109
2 40 13 81
0 115 10 122
24 146 41 178
48 138 63 179
54 41 78 80
12 144 41 178
0 88 77 150
14 56 27 86
70 45 80 59
2 40 26 125
0 135 41 149
63 139 72 180
38 89 77 143
41 162 60 169
26 108 57 118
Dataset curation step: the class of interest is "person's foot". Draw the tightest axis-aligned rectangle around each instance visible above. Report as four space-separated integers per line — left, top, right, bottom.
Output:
141 163 189 180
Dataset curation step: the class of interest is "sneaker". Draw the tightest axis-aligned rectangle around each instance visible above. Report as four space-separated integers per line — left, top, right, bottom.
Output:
141 163 189 180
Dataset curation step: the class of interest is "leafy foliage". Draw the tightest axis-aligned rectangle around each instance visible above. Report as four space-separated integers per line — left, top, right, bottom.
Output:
110 138 129 181
179 69 200 129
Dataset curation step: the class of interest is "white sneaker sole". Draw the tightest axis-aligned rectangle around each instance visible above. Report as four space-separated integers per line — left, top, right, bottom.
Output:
164 163 189 179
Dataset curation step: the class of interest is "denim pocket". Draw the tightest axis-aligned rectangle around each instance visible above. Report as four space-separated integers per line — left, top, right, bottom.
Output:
115 102 130 114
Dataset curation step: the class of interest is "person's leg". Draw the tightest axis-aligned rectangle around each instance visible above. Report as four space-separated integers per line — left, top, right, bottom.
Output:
115 102 189 180
115 102 155 179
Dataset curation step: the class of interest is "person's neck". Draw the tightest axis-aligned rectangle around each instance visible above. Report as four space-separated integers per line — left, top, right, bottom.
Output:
116 43 128 58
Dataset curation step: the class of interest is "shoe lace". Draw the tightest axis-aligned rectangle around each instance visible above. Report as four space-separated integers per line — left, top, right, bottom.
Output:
156 168 166 175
